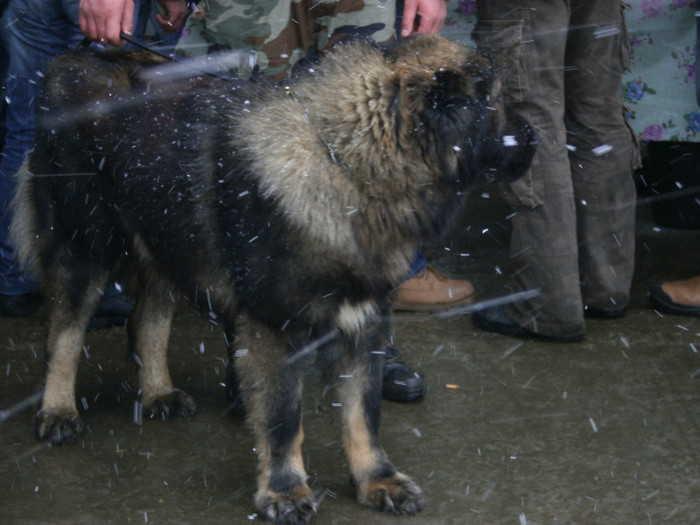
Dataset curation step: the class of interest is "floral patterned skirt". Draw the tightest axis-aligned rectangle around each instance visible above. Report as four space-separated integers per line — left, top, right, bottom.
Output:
442 0 699 143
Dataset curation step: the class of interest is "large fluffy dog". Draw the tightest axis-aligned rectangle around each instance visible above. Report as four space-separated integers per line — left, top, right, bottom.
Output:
12 35 535 522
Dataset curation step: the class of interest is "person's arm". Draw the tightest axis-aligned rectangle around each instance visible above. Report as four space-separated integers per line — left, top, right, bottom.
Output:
400 0 447 37
154 0 189 35
79 0 135 46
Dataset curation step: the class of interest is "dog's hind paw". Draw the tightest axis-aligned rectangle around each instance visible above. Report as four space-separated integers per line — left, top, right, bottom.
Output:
34 410 86 445
254 486 317 524
358 473 424 516
146 389 197 420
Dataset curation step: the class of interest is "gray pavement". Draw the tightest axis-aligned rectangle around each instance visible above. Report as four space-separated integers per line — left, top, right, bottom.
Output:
1 196 698 524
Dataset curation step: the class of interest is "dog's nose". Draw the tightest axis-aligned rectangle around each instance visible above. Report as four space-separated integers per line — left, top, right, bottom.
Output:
496 108 537 183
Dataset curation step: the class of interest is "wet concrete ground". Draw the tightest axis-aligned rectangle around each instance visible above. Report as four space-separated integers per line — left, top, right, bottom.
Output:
1 195 698 524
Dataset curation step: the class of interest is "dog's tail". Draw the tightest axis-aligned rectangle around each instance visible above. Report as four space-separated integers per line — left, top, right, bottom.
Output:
10 158 41 279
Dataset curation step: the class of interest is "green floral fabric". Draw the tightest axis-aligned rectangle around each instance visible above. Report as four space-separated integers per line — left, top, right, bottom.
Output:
443 0 699 142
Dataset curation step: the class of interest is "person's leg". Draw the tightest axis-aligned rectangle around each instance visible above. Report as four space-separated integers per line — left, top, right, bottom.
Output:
311 0 397 52
129 0 152 42
566 0 639 316
0 1 7 149
196 0 295 81
178 0 394 78
128 0 189 53
149 0 188 52
1 0 132 325
0 0 82 310
1 0 82 178
472 0 585 340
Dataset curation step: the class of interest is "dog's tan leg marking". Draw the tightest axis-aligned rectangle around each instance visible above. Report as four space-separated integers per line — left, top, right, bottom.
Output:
129 281 196 420
234 315 317 524
35 323 89 443
253 425 316 524
35 274 108 445
343 380 382 475
338 360 424 516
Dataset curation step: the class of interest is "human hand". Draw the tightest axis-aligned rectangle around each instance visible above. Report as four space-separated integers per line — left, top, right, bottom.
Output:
401 0 447 37
79 0 134 46
155 0 189 34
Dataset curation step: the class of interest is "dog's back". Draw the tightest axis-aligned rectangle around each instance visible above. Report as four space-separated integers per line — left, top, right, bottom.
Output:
13 51 253 297
11 51 140 274
13 51 169 274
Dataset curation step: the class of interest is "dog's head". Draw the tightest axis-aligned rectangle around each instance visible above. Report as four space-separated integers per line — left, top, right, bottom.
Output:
388 35 536 187
285 34 537 246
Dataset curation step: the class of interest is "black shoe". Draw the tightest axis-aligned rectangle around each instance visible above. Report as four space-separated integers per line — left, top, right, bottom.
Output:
585 305 628 319
382 346 426 402
0 291 42 318
649 284 700 317
87 293 135 331
472 304 584 343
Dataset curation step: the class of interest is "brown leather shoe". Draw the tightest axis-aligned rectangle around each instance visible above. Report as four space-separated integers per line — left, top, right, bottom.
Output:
393 265 476 312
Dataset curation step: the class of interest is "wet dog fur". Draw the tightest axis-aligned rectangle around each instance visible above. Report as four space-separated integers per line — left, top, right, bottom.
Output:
12 35 535 523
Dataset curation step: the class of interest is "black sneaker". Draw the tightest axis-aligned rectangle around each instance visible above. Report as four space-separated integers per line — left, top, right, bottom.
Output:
381 346 426 402
585 305 628 318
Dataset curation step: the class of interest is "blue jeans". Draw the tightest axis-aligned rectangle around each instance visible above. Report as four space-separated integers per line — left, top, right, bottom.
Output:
407 251 427 281
129 0 187 54
0 0 83 295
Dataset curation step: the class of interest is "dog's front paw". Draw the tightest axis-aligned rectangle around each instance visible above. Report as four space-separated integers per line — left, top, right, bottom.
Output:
146 389 197 420
254 486 317 524
357 472 424 516
34 410 86 445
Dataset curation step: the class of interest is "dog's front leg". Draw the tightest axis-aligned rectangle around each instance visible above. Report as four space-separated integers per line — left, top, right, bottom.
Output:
336 333 424 516
234 317 317 524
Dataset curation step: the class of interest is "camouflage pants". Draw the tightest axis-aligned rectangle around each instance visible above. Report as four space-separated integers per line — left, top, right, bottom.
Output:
185 0 396 80
473 0 641 338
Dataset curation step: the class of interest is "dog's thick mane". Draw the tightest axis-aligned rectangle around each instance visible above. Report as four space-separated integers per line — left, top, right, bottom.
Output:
12 36 514 290
235 35 493 283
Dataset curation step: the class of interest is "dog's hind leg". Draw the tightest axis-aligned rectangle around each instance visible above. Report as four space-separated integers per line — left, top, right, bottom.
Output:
34 265 111 445
334 321 424 515
232 314 317 524
223 325 246 418
128 271 196 420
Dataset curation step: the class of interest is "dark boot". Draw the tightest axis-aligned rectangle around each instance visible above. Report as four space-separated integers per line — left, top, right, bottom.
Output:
382 346 426 402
